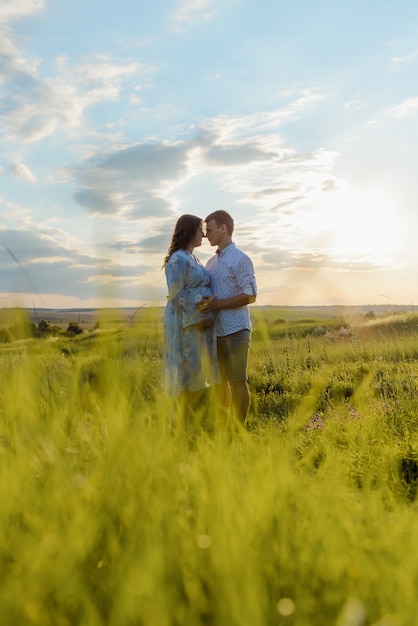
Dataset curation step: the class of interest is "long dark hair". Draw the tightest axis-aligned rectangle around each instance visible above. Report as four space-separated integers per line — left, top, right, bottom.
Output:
163 214 202 267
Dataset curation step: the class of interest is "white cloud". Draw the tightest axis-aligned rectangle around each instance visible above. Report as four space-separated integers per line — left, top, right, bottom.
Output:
391 96 418 118
70 55 144 104
66 96 336 239
344 96 364 110
171 0 216 31
200 89 323 142
392 50 418 65
9 162 36 182
0 0 44 23
0 32 17 55
0 38 146 143
0 196 28 225
1 76 82 142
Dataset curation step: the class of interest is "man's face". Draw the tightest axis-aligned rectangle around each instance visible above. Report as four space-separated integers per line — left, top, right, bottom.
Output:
191 223 204 248
205 219 222 247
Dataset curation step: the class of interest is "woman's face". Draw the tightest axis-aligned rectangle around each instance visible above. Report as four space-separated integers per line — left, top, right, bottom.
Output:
191 223 205 248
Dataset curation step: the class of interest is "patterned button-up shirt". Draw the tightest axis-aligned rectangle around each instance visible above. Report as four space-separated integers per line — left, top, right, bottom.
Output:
206 243 257 337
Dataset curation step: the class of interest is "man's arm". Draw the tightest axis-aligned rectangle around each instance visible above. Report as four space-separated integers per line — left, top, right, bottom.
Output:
200 293 256 313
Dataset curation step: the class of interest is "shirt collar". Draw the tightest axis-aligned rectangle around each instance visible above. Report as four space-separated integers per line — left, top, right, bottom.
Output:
216 242 235 256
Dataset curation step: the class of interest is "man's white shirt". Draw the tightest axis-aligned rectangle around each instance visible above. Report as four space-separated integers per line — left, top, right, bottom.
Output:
206 243 257 337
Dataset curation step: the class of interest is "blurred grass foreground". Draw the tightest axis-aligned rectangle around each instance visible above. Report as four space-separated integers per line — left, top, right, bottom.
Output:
1 306 418 625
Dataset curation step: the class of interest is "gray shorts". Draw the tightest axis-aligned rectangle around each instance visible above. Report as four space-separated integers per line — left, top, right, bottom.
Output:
217 329 251 383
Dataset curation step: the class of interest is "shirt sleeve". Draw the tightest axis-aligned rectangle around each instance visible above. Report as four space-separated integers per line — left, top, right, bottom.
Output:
236 255 257 297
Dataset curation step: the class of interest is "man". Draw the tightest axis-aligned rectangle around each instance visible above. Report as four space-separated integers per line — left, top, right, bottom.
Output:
200 210 257 428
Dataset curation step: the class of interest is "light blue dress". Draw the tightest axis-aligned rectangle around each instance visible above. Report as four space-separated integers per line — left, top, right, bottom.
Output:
163 249 219 398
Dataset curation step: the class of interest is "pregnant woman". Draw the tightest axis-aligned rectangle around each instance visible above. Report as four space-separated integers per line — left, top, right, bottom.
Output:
163 214 219 430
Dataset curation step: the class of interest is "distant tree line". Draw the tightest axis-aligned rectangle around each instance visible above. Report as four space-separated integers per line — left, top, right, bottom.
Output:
0 319 95 343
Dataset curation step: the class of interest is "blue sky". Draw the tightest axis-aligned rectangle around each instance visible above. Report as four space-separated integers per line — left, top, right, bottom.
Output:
1 0 418 308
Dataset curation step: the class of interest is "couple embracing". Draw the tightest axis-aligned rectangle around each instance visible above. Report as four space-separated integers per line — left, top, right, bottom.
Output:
163 210 257 432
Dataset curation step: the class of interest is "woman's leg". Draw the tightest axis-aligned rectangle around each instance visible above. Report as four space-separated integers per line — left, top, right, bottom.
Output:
214 379 231 434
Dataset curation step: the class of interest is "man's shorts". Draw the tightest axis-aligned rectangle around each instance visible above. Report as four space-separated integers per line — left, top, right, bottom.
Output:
217 329 251 383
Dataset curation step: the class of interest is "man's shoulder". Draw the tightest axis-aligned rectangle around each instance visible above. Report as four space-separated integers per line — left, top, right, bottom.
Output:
228 245 253 264
234 246 250 257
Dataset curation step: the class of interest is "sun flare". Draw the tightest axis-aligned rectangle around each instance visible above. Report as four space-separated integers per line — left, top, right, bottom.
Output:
331 189 402 262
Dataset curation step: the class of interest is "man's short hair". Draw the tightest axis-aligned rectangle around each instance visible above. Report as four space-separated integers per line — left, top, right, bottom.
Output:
205 210 234 236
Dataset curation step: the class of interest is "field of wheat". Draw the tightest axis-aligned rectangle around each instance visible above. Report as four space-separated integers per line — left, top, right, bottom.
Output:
1 308 418 625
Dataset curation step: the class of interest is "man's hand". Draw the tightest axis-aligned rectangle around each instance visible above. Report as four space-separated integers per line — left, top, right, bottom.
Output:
198 292 255 313
197 296 217 313
197 295 217 314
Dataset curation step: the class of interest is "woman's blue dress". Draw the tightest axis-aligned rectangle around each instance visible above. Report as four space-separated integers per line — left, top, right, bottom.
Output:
163 250 219 398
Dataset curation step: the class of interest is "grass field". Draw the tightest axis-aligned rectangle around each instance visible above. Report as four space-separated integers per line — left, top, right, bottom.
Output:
1 307 418 625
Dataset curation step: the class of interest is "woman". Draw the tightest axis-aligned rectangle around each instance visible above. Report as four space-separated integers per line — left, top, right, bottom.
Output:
163 214 219 427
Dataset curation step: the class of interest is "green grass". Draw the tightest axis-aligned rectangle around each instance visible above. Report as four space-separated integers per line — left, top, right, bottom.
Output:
1 309 418 624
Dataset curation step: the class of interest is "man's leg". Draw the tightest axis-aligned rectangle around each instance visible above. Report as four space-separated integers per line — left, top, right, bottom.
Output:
225 330 251 426
231 380 250 425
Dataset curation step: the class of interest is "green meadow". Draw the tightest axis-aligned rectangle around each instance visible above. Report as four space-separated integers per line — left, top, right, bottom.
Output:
1 307 418 625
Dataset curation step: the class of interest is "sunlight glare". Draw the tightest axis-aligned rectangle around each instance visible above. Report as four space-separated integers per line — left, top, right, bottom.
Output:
331 189 401 261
